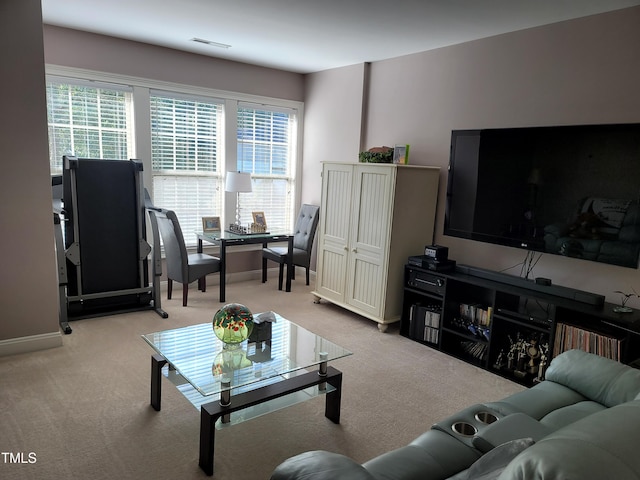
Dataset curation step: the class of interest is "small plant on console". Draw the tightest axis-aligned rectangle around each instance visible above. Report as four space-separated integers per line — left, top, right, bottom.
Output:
613 287 638 313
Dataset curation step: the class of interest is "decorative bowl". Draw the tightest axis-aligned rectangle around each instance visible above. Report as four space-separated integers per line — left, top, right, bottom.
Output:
212 303 254 345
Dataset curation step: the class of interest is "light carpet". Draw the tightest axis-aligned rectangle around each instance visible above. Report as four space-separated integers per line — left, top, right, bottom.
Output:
0 277 523 479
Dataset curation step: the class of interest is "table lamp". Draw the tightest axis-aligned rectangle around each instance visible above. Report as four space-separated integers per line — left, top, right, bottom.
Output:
225 171 252 225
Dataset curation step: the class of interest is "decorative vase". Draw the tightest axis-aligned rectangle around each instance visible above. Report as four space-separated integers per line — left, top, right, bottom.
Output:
212 303 254 345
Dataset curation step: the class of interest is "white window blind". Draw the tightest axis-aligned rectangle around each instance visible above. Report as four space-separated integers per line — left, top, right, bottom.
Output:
237 104 297 230
151 91 224 244
46 78 133 174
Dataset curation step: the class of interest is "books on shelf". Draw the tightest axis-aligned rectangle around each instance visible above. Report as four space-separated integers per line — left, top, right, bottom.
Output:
553 322 622 361
459 303 491 326
409 303 441 344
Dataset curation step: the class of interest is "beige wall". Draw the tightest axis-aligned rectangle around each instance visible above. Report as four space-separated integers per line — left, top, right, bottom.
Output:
304 7 640 307
301 63 367 204
43 26 305 101
0 0 62 350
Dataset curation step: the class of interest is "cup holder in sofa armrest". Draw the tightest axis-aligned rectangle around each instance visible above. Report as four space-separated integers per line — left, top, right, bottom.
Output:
452 422 478 436
475 411 499 425
471 412 554 453
432 404 504 448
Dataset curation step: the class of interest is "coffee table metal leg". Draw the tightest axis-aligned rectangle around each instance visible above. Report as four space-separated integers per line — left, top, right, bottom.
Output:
220 378 231 424
151 354 167 411
318 352 328 391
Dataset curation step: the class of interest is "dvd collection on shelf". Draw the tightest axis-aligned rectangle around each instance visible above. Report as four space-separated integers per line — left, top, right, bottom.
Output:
448 303 492 342
408 303 441 343
553 322 622 361
459 303 492 326
460 340 489 361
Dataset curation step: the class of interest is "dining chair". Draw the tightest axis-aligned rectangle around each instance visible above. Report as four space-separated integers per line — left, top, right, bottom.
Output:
262 204 320 290
148 208 221 306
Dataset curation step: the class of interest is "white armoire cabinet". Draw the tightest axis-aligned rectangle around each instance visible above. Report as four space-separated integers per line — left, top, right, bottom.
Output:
313 162 440 331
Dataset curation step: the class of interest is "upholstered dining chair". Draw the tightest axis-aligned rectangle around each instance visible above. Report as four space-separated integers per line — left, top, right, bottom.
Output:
148 208 221 306
262 204 320 290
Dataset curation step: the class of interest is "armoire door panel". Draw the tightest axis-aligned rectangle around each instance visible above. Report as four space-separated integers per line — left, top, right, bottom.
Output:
315 163 352 302
352 168 392 255
317 248 347 300
322 167 352 244
347 255 383 315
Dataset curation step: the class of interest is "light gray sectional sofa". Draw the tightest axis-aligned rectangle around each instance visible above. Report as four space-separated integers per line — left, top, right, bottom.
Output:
271 349 640 480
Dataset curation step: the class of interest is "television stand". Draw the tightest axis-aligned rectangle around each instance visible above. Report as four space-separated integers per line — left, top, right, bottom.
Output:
401 263 640 386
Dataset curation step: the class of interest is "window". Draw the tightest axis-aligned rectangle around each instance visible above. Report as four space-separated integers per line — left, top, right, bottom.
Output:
46 78 133 174
45 67 302 249
150 92 224 240
237 104 297 230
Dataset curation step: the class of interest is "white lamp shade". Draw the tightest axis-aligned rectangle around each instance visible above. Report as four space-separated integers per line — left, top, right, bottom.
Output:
225 171 253 193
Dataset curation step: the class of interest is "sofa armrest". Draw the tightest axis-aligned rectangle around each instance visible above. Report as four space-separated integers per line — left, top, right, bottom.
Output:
270 451 376 480
472 413 553 453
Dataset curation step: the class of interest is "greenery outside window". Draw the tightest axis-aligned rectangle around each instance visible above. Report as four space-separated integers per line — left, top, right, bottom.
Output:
46 77 133 174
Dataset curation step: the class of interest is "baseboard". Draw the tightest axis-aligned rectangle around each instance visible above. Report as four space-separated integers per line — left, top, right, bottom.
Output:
0 331 63 357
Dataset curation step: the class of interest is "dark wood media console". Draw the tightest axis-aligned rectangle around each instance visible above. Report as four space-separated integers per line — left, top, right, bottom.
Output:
401 264 640 386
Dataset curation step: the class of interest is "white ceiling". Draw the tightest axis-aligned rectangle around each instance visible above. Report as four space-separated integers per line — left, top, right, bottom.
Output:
41 0 640 74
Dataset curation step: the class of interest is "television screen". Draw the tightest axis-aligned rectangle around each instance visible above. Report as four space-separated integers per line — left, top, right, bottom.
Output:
444 123 640 268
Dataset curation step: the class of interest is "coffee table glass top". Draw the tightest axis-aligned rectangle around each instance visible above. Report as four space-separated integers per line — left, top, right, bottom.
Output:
142 313 352 397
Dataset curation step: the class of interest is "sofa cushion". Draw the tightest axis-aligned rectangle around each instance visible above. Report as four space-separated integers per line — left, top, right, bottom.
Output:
545 349 640 407
363 429 481 480
496 400 640 480
486 379 586 420
538 400 605 430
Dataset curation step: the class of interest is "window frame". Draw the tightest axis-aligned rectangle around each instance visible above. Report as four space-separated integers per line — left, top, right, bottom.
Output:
46 65 304 248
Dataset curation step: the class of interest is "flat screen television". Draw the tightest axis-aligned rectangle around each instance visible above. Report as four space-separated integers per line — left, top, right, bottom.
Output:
444 123 640 269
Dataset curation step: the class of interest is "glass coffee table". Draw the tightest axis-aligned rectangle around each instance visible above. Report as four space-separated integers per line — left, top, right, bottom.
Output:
142 313 352 476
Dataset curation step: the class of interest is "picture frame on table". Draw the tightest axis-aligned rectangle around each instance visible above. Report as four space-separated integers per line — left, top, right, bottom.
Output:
252 211 267 228
393 144 410 165
202 216 221 232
